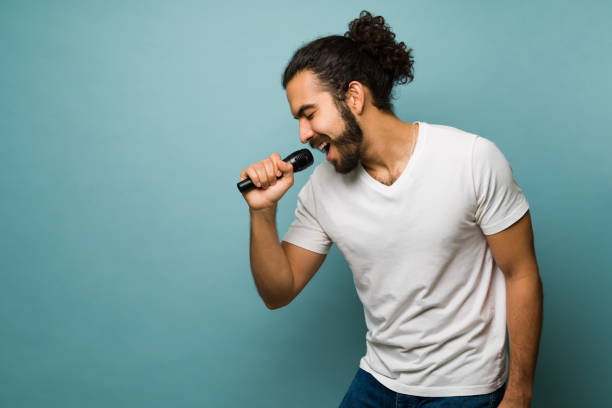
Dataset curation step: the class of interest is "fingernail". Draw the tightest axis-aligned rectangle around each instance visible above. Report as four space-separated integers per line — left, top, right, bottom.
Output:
277 171 282 177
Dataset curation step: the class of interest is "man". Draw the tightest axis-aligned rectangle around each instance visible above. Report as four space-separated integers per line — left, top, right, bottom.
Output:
239 10 542 408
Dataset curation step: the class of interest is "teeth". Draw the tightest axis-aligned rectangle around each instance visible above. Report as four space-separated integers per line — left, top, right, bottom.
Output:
318 142 328 152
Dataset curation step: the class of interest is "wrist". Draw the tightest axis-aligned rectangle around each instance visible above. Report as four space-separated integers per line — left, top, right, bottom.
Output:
249 204 277 216
503 386 533 403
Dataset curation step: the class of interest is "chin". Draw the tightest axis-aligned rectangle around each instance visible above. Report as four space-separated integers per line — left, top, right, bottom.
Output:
333 160 359 174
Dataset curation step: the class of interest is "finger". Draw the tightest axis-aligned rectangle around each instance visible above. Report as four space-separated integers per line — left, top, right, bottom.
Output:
255 164 269 189
246 166 261 188
240 168 249 182
263 159 276 185
270 154 284 177
269 153 281 178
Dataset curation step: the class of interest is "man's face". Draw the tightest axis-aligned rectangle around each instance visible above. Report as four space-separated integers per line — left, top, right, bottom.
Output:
286 70 364 174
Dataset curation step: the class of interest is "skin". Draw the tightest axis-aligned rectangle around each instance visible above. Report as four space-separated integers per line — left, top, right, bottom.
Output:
240 68 543 407
286 69 543 406
486 211 543 407
286 69 419 185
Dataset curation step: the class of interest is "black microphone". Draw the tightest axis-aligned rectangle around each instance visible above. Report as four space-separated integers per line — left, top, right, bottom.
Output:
237 149 314 193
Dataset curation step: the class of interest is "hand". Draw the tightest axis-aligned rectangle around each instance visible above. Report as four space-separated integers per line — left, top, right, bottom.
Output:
239 153 294 210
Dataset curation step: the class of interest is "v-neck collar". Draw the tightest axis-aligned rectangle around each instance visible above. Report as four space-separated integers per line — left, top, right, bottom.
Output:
357 121 427 194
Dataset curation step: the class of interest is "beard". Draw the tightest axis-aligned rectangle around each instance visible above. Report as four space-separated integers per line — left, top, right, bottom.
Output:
329 102 364 174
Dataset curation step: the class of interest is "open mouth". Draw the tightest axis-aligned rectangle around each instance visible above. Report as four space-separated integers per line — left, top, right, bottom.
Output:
316 142 330 153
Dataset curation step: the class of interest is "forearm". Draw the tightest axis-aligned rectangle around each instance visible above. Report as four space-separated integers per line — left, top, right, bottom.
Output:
249 205 294 309
504 271 544 401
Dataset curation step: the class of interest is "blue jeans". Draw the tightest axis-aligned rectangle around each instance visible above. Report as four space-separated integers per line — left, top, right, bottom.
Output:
339 368 507 408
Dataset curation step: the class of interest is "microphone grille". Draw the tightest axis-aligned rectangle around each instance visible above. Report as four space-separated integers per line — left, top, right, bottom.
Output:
289 149 314 172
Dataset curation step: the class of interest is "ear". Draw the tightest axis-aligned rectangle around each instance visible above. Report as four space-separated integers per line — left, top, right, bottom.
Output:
344 80 366 115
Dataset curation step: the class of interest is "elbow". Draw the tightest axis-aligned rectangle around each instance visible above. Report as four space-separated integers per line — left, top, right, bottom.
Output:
264 298 279 310
261 280 296 310
265 302 283 310
263 295 293 310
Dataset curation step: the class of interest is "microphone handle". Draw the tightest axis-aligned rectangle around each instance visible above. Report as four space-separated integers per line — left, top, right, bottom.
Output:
237 149 313 193
237 173 282 193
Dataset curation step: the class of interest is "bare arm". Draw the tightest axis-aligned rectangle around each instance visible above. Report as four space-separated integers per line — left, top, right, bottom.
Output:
249 205 294 309
240 153 327 309
249 207 327 309
485 210 543 407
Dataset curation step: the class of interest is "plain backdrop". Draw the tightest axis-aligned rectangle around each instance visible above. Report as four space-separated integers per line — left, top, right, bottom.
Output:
1 1 611 407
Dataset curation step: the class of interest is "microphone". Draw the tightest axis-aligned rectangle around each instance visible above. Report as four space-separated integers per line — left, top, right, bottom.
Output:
237 149 314 193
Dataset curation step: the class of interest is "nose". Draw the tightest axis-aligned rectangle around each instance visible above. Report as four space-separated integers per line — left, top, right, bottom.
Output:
299 118 315 144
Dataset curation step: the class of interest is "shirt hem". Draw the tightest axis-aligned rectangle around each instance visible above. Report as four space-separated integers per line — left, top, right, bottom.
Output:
480 200 529 236
359 359 508 397
280 235 331 255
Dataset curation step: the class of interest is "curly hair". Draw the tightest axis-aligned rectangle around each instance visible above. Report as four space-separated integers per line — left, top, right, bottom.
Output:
281 10 415 113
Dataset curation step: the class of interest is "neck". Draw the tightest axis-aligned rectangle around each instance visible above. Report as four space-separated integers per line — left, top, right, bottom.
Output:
358 109 418 177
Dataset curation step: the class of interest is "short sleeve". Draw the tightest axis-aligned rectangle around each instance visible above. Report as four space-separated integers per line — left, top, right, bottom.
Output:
282 178 332 254
472 136 530 235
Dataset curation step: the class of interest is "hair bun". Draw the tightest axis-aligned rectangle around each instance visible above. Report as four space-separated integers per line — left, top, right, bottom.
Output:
345 10 414 85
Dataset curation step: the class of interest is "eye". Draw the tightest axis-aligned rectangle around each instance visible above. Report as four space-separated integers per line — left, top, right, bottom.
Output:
306 113 314 120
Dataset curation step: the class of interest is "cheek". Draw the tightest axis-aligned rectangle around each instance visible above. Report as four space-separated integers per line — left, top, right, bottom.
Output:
310 118 328 136
314 116 342 137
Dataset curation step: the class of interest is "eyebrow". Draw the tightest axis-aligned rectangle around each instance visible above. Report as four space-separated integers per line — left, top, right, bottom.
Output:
293 104 316 119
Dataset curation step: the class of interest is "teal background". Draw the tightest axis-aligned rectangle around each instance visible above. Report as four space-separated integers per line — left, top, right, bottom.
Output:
1 0 610 406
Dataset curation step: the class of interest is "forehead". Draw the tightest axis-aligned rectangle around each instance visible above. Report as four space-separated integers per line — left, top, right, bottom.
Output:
286 70 333 117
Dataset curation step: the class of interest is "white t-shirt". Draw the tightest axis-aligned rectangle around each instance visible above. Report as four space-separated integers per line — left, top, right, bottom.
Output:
282 121 529 397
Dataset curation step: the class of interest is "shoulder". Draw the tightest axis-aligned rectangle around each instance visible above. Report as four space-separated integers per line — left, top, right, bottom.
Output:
472 135 515 178
419 122 480 165
422 123 512 178
472 135 505 159
422 122 479 148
